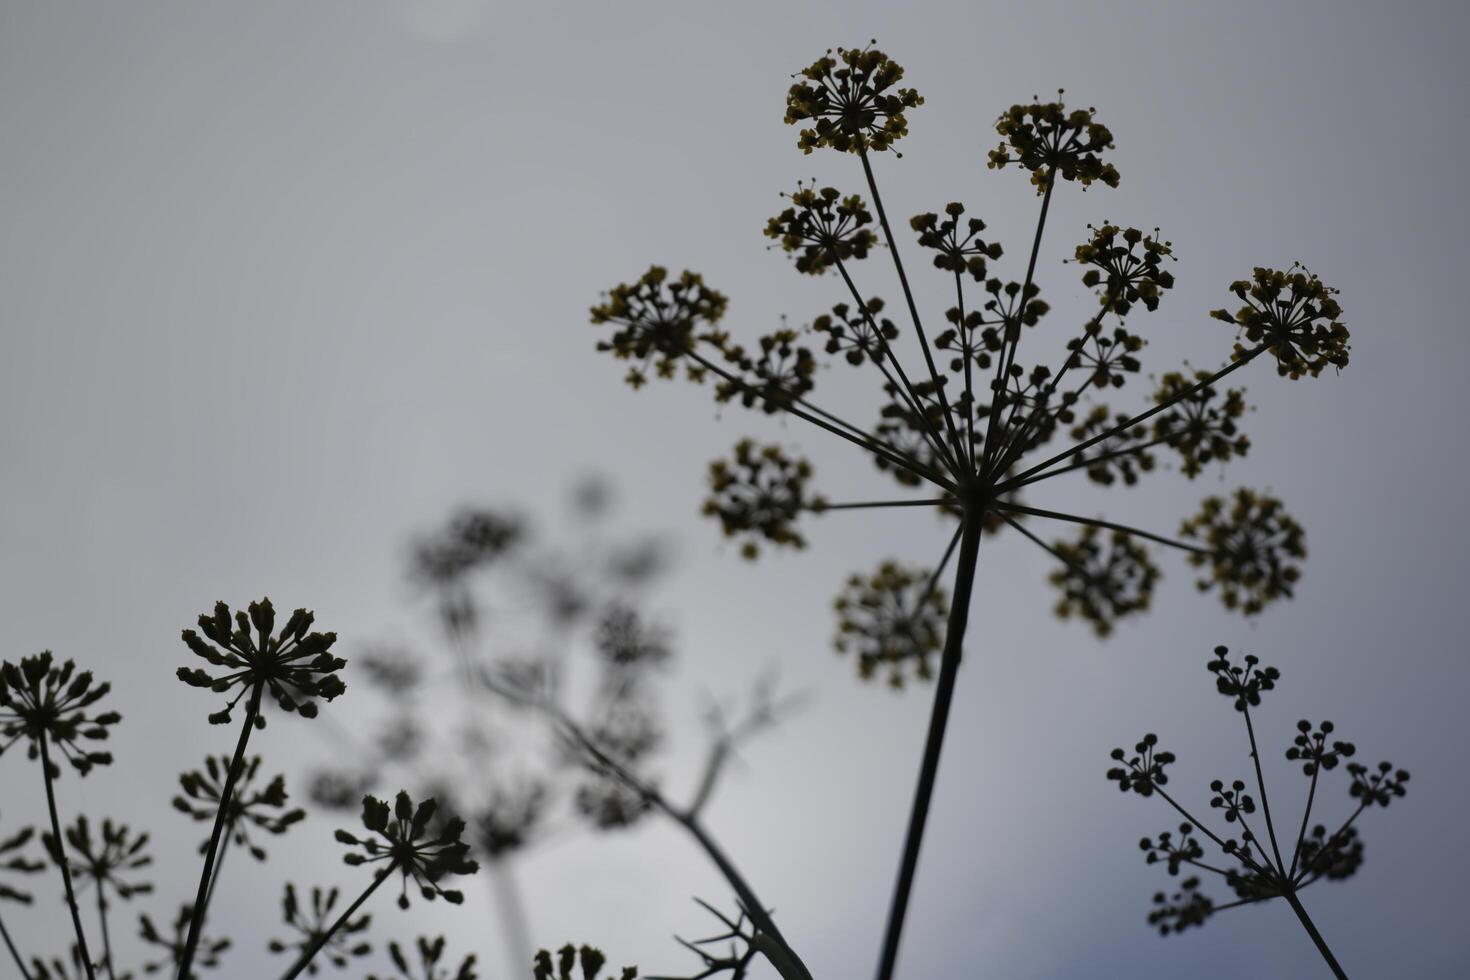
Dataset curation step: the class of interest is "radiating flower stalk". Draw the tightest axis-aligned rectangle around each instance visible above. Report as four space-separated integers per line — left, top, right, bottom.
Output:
590 42 1350 978
1108 647 1408 978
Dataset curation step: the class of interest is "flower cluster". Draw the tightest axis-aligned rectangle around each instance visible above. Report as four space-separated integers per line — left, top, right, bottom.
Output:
534 945 635 980
268 883 372 974
833 561 947 687
1182 491 1305 614
138 904 231 978
1074 224 1175 314
785 44 922 154
1049 527 1159 636
58 815 153 900
702 440 824 559
174 755 305 860
911 203 1003 281
764 184 877 275
335 793 478 909
988 94 1119 190
1107 733 1175 797
0 652 119 776
1151 371 1250 478
590 266 729 389
177 599 344 724
1212 265 1349 378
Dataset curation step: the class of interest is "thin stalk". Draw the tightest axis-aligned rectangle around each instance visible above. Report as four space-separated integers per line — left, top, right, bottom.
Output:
874 511 984 980
1290 766 1322 879
982 173 1055 475
38 734 97 980
176 679 264 980
833 257 961 475
992 501 1208 556
0 909 32 980
93 886 118 980
1001 347 1264 489
858 149 966 461
488 860 533 980
820 498 954 511
1002 435 1170 491
543 708 812 980
278 862 396 980
682 347 954 490
955 270 977 469
1282 889 1350 979
1241 704 1287 873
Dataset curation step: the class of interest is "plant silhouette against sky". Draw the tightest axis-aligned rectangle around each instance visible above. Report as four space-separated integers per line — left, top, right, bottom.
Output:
590 42 1350 978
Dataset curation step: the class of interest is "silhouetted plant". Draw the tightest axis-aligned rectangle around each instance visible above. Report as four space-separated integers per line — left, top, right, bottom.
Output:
1 812 46 977
1107 646 1408 978
368 936 477 980
589 40 1350 978
54 816 153 978
267 884 371 975
302 484 675 977
137 905 228 978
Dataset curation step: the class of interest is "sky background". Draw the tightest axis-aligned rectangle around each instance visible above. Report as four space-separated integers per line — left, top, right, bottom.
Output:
2 1 1468 978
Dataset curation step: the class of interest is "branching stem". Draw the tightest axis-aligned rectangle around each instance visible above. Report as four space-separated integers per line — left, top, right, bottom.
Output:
278 861 396 980
39 734 97 980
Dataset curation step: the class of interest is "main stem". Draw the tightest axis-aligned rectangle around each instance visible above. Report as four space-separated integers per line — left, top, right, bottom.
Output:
1282 889 1349 979
278 862 395 980
176 679 264 980
0 909 32 980
874 510 984 980
38 735 97 980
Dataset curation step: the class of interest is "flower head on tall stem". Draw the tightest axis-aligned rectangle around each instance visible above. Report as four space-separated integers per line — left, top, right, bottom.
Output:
1105 644 1409 977
785 43 921 154
173 755 305 860
176 599 344 725
268 883 372 974
335 792 478 909
138 904 231 978
56 816 153 900
0 652 120 776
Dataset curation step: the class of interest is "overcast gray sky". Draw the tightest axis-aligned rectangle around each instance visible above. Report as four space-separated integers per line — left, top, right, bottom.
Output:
3 1 1468 978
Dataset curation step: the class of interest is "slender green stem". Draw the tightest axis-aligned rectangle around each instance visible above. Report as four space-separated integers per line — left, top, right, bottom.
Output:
176 679 264 980
38 734 97 980
96 886 116 980
992 501 1208 555
1241 704 1287 874
1282 889 1350 979
875 511 984 980
858 149 966 462
278 862 396 980
0 909 32 980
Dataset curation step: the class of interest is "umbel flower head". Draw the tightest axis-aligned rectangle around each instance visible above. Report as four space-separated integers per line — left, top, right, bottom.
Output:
268 883 372 974
702 440 825 560
0 811 46 903
0 652 120 776
765 182 877 275
590 266 728 390
369 936 478 980
173 754 306 860
833 561 947 687
1182 491 1305 614
1049 527 1160 637
55 815 153 900
138 904 231 978
335 792 479 909
1212 265 1349 379
177 598 344 725
1107 644 1410 950
785 43 922 154
988 92 1119 191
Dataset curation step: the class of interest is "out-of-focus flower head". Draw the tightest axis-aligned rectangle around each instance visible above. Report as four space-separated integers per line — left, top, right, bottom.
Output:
174 755 305 861
1049 527 1159 636
833 561 947 687
703 440 824 560
1182 491 1304 614
590 266 728 390
267 883 371 975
